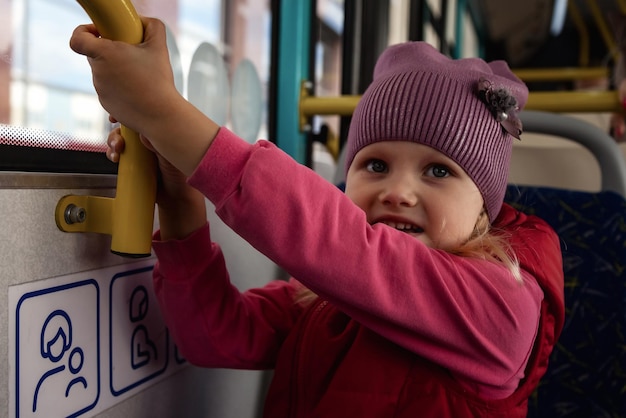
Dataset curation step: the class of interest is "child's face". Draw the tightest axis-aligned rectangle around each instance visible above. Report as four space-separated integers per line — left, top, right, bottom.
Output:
345 141 485 251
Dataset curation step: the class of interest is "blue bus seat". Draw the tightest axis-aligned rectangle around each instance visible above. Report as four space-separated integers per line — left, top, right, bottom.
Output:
505 185 626 417
507 111 626 417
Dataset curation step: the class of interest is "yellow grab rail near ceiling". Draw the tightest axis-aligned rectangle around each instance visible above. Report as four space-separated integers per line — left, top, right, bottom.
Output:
585 0 618 61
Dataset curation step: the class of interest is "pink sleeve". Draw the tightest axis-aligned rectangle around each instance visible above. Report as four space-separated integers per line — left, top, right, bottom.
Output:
188 128 545 390
152 224 303 369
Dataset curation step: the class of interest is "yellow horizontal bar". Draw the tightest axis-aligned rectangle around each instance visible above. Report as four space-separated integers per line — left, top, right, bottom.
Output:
300 95 360 117
299 91 622 127
512 67 609 82
525 91 620 113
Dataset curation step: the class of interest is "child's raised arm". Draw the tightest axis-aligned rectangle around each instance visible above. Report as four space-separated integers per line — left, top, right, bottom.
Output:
106 126 207 241
71 17 220 176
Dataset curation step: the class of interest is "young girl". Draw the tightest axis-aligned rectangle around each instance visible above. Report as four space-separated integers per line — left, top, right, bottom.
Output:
70 17 564 417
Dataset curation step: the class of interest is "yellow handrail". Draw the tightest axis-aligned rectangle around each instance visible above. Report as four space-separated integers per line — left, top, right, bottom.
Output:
55 0 156 258
585 0 618 61
525 90 620 112
513 67 609 82
299 82 622 131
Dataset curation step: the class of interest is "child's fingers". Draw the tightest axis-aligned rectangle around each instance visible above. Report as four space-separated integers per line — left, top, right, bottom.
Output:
106 127 125 163
69 23 102 58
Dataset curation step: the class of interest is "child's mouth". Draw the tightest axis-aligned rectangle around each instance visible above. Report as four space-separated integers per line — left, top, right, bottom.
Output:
379 220 424 234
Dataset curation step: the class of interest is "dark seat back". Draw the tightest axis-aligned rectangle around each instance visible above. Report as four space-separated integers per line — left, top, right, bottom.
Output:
505 185 626 417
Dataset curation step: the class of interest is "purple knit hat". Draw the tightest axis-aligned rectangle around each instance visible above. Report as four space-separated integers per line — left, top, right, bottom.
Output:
345 42 528 222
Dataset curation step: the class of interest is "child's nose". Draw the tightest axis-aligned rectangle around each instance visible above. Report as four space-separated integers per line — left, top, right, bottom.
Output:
379 176 419 207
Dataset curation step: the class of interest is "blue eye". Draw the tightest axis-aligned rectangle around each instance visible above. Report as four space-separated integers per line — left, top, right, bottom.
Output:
366 159 387 173
427 164 450 178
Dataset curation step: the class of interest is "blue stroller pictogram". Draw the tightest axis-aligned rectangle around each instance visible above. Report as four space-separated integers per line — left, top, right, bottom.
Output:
129 286 158 369
109 266 169 396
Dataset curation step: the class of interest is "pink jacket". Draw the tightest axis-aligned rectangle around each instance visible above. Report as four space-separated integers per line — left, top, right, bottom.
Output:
152 128 564 416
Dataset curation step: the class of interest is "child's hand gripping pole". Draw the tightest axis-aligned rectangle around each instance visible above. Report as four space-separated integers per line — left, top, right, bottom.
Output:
54 0 157 258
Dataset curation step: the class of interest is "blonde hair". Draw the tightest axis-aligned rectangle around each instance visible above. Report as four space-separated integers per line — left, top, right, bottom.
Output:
294 209 521 305
449 210 522 282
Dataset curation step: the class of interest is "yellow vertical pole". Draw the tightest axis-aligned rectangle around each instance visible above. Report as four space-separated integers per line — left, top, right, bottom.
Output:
568 0 590 67
585 0 618 61
55 0 156 258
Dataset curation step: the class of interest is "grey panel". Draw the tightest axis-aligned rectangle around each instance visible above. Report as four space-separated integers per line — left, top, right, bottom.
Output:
0 173 274 418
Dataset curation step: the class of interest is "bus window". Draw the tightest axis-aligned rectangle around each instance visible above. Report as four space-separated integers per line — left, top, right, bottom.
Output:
0 0 271 173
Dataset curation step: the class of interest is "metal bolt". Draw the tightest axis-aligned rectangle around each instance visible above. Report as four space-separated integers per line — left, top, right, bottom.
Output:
64 204 86 224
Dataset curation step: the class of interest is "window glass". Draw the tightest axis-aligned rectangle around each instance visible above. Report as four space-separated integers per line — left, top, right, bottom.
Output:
313 0 344 169
4 0 102 150
1 0 271 170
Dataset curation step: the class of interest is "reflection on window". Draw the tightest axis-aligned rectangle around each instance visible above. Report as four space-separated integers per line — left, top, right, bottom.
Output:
4 0 105 150
1 0 271 169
